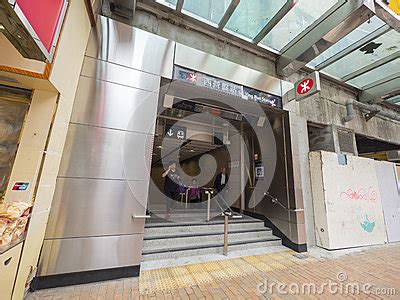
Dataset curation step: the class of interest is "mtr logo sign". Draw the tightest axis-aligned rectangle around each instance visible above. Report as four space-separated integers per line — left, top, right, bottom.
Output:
296 78 315 95
294 72 321 101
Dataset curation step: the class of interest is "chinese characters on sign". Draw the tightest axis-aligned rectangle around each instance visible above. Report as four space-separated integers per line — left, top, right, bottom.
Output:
174 66 282 109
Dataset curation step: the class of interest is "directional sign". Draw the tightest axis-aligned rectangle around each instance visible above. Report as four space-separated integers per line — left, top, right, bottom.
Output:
295 71 321 101
164 125 187 140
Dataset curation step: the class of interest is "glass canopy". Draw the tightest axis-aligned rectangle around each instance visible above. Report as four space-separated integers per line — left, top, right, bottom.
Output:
260 0 339 51
224 0 287 40
386 95 400 105
154 0 400 105
322 30 400 82
308 16 386 68
156 0 177 9
182 0 232 26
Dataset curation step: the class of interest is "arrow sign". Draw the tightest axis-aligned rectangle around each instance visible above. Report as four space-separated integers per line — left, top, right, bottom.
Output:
164 125 187 140
167 129 174 137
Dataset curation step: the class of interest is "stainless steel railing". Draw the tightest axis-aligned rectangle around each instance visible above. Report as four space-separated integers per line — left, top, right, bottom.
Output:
222 211 242 256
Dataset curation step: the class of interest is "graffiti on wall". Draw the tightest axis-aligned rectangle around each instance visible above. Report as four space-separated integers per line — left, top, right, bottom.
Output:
361 214 376 233
339 187 379 234
340 187 378 203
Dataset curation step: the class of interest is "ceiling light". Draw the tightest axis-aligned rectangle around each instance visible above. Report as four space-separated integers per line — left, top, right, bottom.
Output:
157 145 163 149
189 149 195 152
0 24 5 31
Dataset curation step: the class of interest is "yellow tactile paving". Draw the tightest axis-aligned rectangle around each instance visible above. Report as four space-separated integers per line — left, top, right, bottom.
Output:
138 250 313 294
27 245 400 299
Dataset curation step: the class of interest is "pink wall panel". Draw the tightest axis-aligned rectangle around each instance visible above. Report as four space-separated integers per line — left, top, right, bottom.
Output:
16 0 64 52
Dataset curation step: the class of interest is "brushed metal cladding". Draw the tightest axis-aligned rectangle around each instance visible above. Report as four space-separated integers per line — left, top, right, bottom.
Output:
58 124 153 180
86 15 175 78
375 162 400 243
45 178 149 239
71 76 158 133
81 56 161 92
174 43 293 97
38 234 144 276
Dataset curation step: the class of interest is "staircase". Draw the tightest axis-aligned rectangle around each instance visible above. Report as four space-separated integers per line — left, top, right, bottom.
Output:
141 215 282 262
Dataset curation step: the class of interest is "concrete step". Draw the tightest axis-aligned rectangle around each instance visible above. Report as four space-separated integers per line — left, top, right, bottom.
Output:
142 229 274 251
141 238 282 262
144 221 267 236
145 216 262 227
144 219 266 236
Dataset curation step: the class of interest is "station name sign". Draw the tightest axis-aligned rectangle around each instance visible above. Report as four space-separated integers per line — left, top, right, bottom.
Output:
173 66 282 109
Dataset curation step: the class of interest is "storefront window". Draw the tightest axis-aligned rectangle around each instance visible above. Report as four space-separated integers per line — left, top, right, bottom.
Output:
0 88 30 201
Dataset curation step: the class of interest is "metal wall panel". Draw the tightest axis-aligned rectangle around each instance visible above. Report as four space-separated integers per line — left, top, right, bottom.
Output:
38 234 144 275
45 178 149 239
86 15 175 78
58 124 152 180
71 76 158 133
81 56 161 92
375 161 400 243
175 43 293 97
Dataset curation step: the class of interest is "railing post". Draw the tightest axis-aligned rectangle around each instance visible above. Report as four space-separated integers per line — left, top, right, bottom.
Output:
185 189 189 210
207 191 211 222
223 213 228 256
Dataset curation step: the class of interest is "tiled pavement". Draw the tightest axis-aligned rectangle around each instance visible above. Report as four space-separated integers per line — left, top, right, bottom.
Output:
27 244 400 299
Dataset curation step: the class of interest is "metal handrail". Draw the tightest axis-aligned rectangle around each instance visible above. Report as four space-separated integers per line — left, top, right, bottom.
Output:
204 188 235 221
223 211 242 256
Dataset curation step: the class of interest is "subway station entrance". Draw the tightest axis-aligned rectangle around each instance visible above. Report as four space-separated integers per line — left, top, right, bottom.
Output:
142 70 295 265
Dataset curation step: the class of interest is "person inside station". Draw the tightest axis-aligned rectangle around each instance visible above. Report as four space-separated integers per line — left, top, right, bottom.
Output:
188 178 201 203
214 167 229 193
161 162 180 219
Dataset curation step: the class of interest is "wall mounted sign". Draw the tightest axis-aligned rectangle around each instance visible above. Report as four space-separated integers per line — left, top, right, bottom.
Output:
295 71 321 101
164 124 187 140
242 87 282 108
255 165 264 178
12 181 29 191
0 0 68 62
174 66 283 109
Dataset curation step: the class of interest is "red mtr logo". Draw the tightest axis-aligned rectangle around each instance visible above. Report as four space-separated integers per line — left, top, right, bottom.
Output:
296 78 314 95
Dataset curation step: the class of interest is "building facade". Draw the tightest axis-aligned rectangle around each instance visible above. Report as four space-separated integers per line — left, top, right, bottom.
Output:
0 0 399 298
